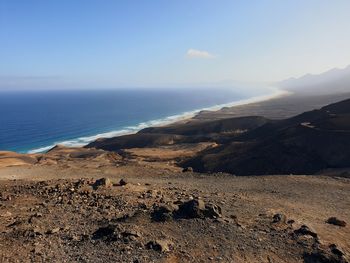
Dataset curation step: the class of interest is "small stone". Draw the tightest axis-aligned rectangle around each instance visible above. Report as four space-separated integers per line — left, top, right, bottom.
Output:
326 217 346 227
93 178 113 189
205 203 222 218
119 179 128 186
272 213 286 223
146 239 173 252
34 212 43 217
287 219 295 225
75 235 82 241
46 227 60 234
31 246 43 255
123 230 141 242
182 167 193 173
33 227 44 235
294 225 318 238
29 216 40 224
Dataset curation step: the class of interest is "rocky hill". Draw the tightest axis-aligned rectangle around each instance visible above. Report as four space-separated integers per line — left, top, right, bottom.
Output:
183 98 350 175
85 116 270 151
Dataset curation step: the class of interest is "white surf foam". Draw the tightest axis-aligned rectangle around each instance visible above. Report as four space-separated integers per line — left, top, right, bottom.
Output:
27 88 289 154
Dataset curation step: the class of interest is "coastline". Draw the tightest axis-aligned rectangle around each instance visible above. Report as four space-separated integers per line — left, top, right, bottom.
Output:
27 88 289 154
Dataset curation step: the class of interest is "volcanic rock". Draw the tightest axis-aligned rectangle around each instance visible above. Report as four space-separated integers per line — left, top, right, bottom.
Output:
151 204 178 222
119 179 128 186
93 178 113 189
326 217 347 227
146 239 173 252
175 199 222 219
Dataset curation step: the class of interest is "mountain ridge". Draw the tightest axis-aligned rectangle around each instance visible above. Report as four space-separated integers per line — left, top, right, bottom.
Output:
279 65 350 95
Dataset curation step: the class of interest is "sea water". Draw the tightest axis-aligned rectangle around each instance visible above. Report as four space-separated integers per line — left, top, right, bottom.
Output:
0 87 279 153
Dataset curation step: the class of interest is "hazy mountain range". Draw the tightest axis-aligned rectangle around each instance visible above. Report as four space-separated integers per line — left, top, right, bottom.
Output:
279 65 350 95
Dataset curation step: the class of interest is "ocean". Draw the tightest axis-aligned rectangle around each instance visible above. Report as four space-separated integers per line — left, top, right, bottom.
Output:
0 87 278 153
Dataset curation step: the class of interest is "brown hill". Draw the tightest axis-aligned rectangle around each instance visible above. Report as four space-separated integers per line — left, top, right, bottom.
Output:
182 98 350 175
86 116 269 151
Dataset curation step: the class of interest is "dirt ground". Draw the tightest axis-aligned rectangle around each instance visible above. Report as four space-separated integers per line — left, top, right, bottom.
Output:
0 149 349 262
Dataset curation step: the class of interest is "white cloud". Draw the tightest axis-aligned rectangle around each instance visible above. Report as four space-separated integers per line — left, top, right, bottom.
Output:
186 48 216 59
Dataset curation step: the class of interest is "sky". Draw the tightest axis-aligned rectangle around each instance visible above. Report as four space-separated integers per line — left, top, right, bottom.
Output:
1 0 350 90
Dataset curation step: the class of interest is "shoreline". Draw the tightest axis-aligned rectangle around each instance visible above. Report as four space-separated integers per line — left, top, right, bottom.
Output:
27 88 289 154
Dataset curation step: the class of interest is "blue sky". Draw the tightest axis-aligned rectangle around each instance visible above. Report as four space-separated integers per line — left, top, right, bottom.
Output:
1 0 350 89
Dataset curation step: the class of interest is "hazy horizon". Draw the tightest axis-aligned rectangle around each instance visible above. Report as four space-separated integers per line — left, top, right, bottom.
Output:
1 1 350 91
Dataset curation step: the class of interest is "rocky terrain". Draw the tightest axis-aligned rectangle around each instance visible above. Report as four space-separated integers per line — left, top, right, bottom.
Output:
0 167 349 262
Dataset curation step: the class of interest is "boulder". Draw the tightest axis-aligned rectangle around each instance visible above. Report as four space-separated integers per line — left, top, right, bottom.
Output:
151 204 178 222
175 199 222 219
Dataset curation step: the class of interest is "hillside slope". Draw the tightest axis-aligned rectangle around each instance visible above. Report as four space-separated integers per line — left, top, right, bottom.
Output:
183 98 350 175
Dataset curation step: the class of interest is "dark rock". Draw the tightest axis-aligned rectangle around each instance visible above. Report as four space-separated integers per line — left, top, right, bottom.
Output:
175 199 222 219
294 225 318 238
34 212 43 217
92 224 117 241
146 239 173 252
151 204 178 222
93 178 112 189
326 217 347 227
23 227 44 237
287 219 295 225
303 248 347 263
92 224 141 243
176 199 205 219
119 179 128 186
46 227 60 235
329 244 344 257
182 167 193 173
121 229 141 238
205 203 222 218
272 213 286 223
